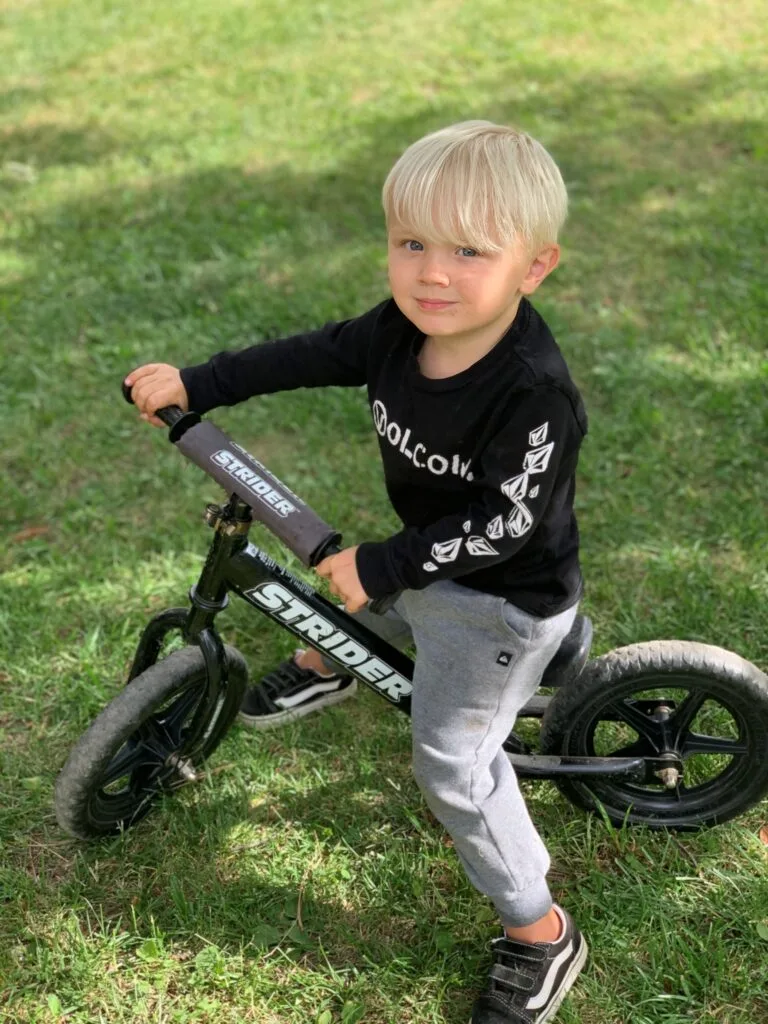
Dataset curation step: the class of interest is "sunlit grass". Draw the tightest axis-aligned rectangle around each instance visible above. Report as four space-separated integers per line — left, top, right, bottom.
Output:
1 0 767 1021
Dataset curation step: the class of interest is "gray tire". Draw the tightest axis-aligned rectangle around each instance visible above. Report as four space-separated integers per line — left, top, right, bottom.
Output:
55 645 248 839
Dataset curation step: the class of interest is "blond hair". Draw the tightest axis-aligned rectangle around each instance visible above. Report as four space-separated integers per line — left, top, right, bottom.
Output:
382 121 567 253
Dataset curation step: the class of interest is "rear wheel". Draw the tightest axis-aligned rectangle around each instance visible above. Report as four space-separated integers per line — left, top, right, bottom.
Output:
539 641 768 830
55 645 248 839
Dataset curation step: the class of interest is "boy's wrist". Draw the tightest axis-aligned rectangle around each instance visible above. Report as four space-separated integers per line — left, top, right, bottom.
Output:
179 363 217 416
355 541 403 599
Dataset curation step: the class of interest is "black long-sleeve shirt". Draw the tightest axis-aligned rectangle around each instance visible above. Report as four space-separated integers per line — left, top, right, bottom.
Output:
180 297 588 616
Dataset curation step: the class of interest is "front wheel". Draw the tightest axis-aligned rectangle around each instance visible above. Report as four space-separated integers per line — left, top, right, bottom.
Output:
539 641 768 831
55 645 248 839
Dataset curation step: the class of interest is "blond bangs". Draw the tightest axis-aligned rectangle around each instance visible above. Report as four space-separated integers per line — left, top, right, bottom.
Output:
382 121 567 253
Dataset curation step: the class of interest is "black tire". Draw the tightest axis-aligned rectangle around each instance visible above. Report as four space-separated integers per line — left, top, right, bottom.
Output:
55 645 248 840
539 641 768 831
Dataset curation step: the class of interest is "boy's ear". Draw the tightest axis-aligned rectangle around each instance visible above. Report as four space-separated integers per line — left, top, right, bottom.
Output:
520 244 560 295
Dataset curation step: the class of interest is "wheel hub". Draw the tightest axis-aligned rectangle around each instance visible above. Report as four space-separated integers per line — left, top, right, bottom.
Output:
646 703 684 788
656 764 681 789
165 752 198 783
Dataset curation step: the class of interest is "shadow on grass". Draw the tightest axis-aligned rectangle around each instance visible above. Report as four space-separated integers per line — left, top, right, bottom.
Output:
1 59 767 1019
1 742 487 1024
1 122 156 169
2 61 765 653
1 65 765 337
2 682 767 1022
1 63 764 536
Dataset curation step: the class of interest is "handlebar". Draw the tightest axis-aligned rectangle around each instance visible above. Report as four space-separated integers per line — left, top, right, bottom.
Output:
121 381 401 616
120 381 198 438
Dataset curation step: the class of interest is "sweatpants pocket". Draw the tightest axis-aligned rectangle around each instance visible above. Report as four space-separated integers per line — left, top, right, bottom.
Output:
498 598 546 642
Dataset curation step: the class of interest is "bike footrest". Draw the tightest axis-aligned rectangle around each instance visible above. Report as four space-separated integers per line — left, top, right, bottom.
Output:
518 695 551 718
508 753 646 779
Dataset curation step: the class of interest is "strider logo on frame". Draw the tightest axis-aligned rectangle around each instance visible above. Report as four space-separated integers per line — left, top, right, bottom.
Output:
245 582 413 702
211 450 297 518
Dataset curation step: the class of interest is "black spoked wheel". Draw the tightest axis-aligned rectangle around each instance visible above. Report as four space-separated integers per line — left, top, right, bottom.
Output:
55 645 248 839
539 641 768 831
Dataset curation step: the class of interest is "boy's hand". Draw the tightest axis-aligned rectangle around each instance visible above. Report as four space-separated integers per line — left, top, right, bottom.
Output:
315 545 370 613
124 363 189 428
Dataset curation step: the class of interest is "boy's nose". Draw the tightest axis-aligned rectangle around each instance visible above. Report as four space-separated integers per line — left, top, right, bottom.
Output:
418 255 450 287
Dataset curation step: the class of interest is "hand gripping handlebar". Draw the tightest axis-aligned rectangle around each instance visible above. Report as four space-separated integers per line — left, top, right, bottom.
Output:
121 381 400 614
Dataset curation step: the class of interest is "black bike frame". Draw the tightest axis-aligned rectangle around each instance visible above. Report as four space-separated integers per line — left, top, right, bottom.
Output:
228 538 416 713
128 496 415 721
124 494 647 784
119 399 646 783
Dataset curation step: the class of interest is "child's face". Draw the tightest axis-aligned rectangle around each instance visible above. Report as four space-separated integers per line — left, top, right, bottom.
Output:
387 224 559 342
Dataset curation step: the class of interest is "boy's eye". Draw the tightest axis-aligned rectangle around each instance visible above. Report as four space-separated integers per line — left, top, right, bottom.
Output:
458 246 479 258
404 240 423 251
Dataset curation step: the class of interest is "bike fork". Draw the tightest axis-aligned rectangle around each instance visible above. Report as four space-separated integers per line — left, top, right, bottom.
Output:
125 499 250 754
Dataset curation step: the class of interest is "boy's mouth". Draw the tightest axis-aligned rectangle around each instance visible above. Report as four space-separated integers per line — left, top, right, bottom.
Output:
415 298 456 311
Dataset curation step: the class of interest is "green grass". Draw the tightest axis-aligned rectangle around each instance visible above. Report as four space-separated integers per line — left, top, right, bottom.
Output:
2 0 768 1020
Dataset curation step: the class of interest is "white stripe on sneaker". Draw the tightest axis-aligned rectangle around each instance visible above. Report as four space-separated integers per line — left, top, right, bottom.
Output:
525 939 574 1011
238 680 357 730
274 679 343 709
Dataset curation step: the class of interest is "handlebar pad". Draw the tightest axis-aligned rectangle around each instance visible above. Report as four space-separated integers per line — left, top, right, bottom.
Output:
174 419 341 566
121 380 397 591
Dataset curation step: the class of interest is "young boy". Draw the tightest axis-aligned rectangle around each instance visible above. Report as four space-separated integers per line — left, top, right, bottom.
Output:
126 121 589 1023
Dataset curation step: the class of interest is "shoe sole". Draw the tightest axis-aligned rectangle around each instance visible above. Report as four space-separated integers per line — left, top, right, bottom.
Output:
467 934 588 1024
237 680 358 730
535 935 588 1024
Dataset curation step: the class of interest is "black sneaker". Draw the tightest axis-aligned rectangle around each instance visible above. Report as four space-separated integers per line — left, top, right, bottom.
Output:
471 905 587 1024
238 651 357 729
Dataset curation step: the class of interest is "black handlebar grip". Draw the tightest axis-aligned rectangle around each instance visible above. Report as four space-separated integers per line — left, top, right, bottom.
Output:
121 379 199 439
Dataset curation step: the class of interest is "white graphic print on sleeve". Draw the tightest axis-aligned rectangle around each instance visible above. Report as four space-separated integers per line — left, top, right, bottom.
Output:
431 538 463 564
500 423 553 541
486 514 504 540
419 422 555 573
506 503 533 538
529 422 549 447
466 536 499 557
523 442 554 474
501 472 528 502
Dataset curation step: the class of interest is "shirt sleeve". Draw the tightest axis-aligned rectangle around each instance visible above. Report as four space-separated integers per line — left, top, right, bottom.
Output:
355 387 582 598
179 300 392 414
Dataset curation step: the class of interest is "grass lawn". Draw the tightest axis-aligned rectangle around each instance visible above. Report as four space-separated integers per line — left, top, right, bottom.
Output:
1 0 768 1021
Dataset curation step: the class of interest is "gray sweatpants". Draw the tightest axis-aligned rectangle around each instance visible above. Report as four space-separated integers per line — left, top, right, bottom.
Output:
320 579 578 928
